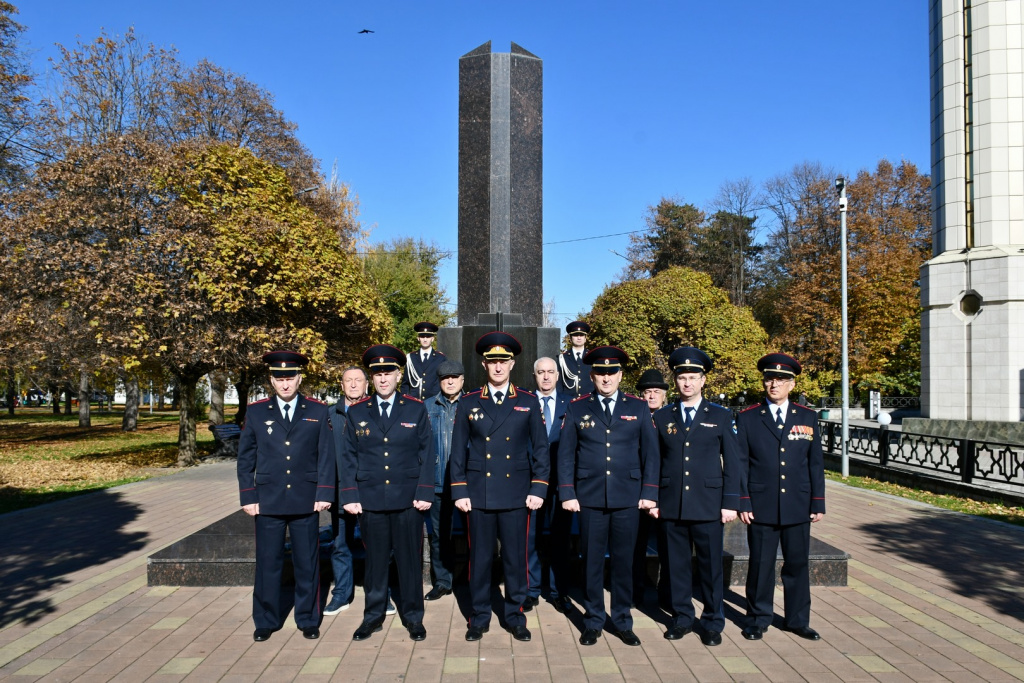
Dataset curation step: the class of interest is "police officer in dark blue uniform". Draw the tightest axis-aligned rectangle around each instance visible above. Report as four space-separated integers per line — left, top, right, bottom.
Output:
557 321 594 398
558 347 659 647
237 350 336 642
449 331 550 643
651 347 745 646
401 321 448 400
340 344 435 642
737 353 825 642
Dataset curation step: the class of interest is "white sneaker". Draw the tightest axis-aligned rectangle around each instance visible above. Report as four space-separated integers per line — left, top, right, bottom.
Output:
385 601 397 616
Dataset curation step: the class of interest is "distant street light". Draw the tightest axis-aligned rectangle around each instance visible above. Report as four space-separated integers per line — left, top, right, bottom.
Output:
836 177 849 478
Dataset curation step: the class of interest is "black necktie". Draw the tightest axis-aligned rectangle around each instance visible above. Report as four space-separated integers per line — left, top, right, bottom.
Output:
283 403 291 422
602 397 612 419
381 401 390 419
494 391 504 405
684 407 694 428
775 407 784 428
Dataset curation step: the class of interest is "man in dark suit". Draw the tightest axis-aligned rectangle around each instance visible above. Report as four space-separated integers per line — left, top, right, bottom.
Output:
236 350 335 642
339 344 435 642
737 352 825 642
651 347 744 646
557 321 594 398
633 368 670 607
558 347 659 647
528 356 573 613
449 331 550 642
401 321 447 400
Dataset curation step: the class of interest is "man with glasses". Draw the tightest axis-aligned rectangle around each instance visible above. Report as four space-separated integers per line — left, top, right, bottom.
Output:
449 332 549 642
736 353 825 642
558 321 594 398
402 321 447 400
650 348 743 646
558 347 659 647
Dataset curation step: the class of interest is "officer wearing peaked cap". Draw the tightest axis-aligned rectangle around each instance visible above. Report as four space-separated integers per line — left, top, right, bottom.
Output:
402 321 447 400
651 347 745 646
558 346 659 647
736 352 825 642
340 344 435 642
558 321 595 398
449 331 550 643
237 350 336 642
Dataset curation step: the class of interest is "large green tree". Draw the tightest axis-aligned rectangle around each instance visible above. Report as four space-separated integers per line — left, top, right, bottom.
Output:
585 267 768 398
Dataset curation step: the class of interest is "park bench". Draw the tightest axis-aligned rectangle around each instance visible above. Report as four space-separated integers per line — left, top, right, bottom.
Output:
208 422 241 458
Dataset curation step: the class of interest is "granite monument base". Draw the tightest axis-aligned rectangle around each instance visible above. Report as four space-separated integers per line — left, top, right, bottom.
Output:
437 313 560 391
902 417 1024 446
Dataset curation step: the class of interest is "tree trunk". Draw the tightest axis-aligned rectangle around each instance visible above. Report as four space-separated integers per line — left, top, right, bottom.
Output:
122 377 139 432
171 383 180 411
234 375 252 426
63 382 73 415
5 368 14 416
49 380 60 415
158 386 165 411
78 369 91 428
209 370 226 425
177 375 200 467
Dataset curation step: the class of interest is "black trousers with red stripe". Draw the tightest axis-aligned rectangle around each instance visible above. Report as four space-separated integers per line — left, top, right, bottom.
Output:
360 507 424 624
465 506 529 628
253 512 321 630
578 505 639 632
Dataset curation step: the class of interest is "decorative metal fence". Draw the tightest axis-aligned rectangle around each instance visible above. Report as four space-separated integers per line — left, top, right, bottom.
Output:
818 421 1024 487
816 396 920 409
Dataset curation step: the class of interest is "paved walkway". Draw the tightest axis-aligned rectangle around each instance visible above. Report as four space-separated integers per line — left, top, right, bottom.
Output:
1 462 1023 682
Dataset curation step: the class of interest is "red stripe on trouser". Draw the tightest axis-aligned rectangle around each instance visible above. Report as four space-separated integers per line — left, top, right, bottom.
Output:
524 511 532 604
465 509 473 627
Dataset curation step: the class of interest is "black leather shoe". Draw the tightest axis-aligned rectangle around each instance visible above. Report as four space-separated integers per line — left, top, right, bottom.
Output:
550 595 573 614
353 618 384 641
301 626 319 640
509 624 531 641
424 585 452 601
253 628 272 642
407 622 426 641
609 628 641 646
700 630 722 646
741 625 766 640
521 595 539 612
465 624 489 641
579 628 602 646
786 625 821 641
663 624 692 640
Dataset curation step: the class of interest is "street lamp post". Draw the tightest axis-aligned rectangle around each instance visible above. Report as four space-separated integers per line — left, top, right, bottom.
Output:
836 177 849 477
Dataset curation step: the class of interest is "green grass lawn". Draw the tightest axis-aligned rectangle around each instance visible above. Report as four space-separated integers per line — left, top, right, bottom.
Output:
0 407 222 514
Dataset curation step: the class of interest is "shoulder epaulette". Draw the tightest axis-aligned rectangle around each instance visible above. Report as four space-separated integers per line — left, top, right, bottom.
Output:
708 402 728 410
793 403 816 411
353 396 372 405
249 398 270 406
571 394 591 403
464 388 483 397
402 393 423 403
516 387 536 398
622 392 640 400
739 404 760 413
304 397 326 405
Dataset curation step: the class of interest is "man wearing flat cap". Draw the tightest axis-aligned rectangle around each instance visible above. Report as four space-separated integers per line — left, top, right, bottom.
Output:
651 347 744 646
558 321 595 398
632 368 669 607
423 359 465 601
449 331 550 643
558 346 659 647
340 344 435 642
402 321 447 400
237 350 335 642
736 352 825 642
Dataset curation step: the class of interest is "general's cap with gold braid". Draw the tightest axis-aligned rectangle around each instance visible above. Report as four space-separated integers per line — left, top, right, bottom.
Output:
584 346 628 374
757 352 801 379
669 346 712 374
263 350 308 377
475 331 522 359
362 344 406 371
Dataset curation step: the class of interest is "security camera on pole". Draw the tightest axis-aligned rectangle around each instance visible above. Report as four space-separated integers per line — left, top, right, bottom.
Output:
836 177 849 478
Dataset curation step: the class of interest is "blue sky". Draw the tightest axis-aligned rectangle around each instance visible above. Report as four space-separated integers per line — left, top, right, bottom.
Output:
19 1 929 331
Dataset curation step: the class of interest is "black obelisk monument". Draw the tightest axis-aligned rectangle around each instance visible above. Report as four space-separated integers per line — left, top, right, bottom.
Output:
439 41 559 388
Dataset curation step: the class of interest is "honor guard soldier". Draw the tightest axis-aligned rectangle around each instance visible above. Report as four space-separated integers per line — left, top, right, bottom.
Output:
558 321 595 398
237 351 335 642
737 353 825 642
558 347 659 647
651 348 744 646
340 345 435 642
449 331 550 643
402 321 447 400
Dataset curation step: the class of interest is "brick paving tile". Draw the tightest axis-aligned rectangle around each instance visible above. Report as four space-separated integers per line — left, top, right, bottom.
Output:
181 664 231 681
256 664 302 680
